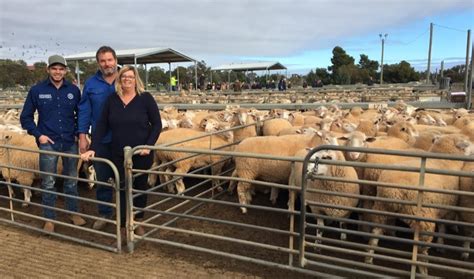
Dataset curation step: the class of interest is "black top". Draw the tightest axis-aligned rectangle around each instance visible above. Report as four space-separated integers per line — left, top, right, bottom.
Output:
91 91 162 157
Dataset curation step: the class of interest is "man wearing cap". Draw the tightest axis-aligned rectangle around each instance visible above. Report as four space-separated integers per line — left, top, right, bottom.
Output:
20 54 86 233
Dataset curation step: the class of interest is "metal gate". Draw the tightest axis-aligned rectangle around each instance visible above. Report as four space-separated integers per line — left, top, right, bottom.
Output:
0 143 123 252
122 141 474 278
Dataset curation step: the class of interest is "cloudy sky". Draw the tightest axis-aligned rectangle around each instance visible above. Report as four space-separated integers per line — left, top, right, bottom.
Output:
1 0 473 74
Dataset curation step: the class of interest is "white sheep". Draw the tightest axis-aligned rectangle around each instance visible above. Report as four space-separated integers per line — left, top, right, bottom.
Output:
0 131 39 206
147 128 206 188
262 118 293 136
365 134 471 275
152 128 233 194
229 131 338 213
290 148 359 246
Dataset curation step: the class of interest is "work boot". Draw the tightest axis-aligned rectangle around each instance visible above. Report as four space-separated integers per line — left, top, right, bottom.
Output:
134 219 145 236
43 221 54 233
92 217 109 230
70 214 87 226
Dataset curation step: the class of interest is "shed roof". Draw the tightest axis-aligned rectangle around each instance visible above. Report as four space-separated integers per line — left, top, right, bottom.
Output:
64 47 196 64
211 61 287 71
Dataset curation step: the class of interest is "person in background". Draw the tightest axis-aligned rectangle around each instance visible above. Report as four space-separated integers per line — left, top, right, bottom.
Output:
77 46 118 230
199 74 205 90
367 76 374 86
20 55 86 232
81 65 162 237
170 76 177 91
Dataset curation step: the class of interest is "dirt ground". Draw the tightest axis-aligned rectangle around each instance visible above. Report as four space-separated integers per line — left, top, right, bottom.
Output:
0 175 473 278
0 178 316 278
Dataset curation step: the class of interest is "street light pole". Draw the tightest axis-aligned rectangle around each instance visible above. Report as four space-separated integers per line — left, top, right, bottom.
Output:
379 33 388 85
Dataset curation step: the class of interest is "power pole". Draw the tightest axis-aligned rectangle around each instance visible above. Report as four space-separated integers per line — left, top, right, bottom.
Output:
467 42 474 109
464 29 471 92
379 33 388 85
426 23 433 84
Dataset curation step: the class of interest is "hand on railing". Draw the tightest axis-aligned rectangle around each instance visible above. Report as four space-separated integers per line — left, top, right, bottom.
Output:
139 149 150 156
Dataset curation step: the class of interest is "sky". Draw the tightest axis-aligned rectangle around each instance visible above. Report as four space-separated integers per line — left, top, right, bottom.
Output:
1 0 473 75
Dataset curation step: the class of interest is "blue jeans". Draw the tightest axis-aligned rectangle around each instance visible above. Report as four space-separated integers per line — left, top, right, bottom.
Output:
94 143 114 218
39 143 79 220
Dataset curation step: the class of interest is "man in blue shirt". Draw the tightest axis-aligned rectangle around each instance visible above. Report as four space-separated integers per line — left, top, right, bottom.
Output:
78 46 118 230
20 55 86 233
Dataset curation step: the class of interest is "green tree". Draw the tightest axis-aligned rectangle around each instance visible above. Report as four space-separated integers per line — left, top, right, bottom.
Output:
383 60 420 83
315 68 331 85
328 46 355 84
358 54 379 83
443 65 465 82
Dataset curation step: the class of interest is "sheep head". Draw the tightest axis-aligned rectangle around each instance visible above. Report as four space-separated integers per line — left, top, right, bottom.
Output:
429 134 472 156
307 149 338 176
387 121 418 145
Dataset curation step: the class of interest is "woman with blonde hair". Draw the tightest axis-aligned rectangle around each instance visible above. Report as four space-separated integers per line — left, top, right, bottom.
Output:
81 65 162 237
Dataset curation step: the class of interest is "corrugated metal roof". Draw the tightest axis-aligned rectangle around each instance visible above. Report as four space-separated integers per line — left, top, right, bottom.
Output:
212 61 287 71
64 47 196 64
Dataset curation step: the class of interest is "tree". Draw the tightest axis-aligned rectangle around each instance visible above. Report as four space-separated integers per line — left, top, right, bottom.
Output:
315 68 331 85
443 65 465 83
383 60 420 83
334 64 359 84
328 46 355 84
358 54 379 82
329 46 355 72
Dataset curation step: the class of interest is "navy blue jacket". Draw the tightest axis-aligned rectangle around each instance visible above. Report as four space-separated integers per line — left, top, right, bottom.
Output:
20 78 81 149
77 71 115 143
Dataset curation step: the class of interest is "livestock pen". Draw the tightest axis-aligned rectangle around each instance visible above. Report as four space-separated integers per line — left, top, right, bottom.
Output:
126 139 473 278
0 106 473 278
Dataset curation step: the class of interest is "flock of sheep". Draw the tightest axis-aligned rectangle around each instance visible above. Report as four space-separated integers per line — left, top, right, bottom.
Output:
153 102 473 275
1 99 473 275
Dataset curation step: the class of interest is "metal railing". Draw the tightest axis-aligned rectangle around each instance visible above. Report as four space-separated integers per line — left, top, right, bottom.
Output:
121 141 474 278
0 143 123 252
2 129 473 277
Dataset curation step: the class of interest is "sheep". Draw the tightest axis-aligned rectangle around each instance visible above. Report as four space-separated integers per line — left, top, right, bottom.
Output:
412 131 441 151
147 128 206 188
355 118 380 137
289 148 359 246
303 115 323 126
329 118 357 133
153 128 233 194
459 161 474 260
386 121 418 145
231 108 258 141
341 131 414 230
288 111 305 126
277 126 318 136
262 118 293 136
365 134 471 275
0 131 39 207
413 124 461 135
1 131 96 205
229 131 338 213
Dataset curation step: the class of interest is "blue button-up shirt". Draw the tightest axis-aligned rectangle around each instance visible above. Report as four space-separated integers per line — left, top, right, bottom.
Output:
20 78 80 150
77 71 114 143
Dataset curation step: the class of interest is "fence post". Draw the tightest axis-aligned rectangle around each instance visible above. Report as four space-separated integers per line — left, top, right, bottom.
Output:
5 147 14 221
124 146 135 253
410 157 427 278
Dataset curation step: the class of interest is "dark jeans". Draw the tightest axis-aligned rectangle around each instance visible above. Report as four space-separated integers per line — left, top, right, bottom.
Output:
39 143 79 220
93 143 114 218
114 153 152 227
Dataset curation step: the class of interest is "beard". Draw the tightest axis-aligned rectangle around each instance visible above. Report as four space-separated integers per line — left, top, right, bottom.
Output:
100 66 117 76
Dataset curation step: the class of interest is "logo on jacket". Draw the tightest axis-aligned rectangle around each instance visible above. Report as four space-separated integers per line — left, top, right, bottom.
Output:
39 94 52 99
67 93 74 100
